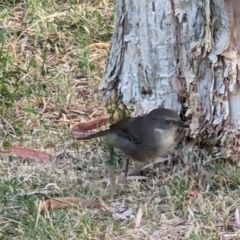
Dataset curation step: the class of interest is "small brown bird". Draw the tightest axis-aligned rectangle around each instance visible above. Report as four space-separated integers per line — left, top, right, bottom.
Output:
76 108 189 176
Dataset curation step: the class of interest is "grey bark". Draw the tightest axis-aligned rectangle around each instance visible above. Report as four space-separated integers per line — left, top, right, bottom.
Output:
100 0 240 160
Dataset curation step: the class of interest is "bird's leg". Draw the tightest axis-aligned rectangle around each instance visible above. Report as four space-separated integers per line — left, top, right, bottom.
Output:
107 146 129 185
106 145 116 186
117 158 130 185
167 154 173 169
114 158 129 185
124 158 129 178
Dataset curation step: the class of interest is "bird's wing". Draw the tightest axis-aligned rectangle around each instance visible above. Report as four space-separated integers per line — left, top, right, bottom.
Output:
110 117 143 144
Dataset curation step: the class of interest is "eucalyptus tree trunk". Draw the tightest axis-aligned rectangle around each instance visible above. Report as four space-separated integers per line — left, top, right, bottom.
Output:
100 0 240 161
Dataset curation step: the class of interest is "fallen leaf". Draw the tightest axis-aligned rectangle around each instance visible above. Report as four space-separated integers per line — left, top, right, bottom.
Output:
127 176 147 181
69 110 88 115
72 129 97 138
71 115 120 139
134 207 143 229
97 197 110 211
86 42 110 50
89 109 102 118
66 94 72 109
187 206 195 221
72 114 119 131
236 208 240 225
72 117 110 131
37 197 107 211
9 146 52 162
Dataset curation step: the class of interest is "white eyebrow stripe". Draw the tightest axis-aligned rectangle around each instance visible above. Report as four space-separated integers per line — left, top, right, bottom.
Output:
154 128 164 134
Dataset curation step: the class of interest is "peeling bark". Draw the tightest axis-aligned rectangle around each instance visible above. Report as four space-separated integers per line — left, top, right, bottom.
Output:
101 0 240 160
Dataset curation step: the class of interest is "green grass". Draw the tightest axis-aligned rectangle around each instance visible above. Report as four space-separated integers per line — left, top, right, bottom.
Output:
1 0 240 239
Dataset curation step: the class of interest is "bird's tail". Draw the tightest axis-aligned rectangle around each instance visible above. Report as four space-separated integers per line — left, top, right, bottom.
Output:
72 129 111 140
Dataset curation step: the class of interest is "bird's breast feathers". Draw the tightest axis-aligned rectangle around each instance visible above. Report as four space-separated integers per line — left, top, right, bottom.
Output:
154 127 177 148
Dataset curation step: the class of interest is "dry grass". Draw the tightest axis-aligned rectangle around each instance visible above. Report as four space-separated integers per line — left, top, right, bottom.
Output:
1 0 240 239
